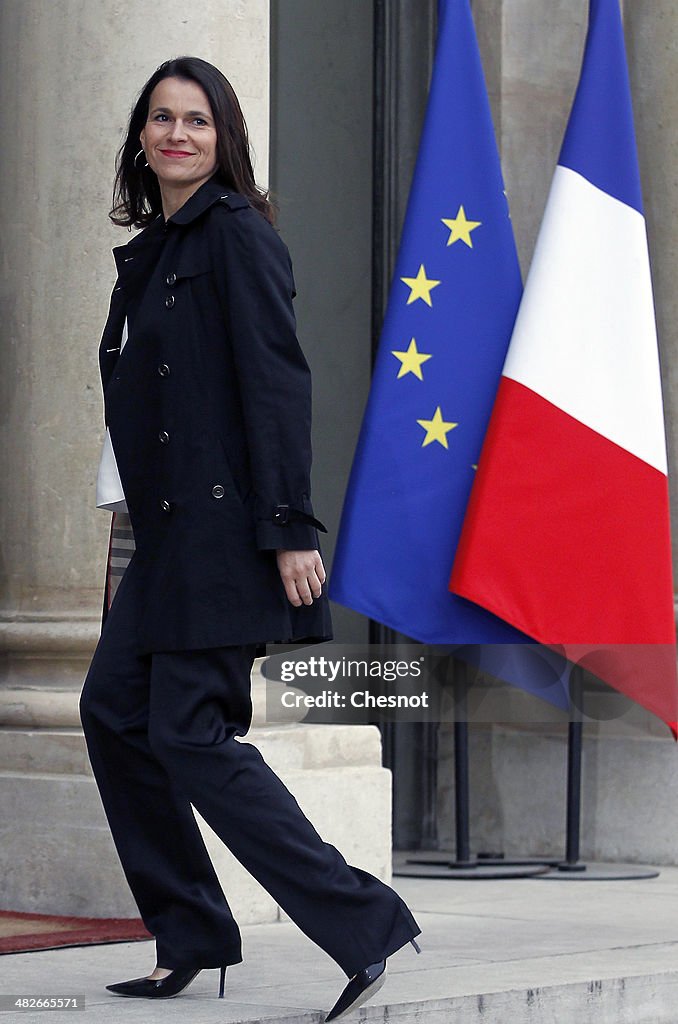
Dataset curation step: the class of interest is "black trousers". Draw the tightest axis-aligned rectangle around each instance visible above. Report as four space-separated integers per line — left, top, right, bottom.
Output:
79 552 420 976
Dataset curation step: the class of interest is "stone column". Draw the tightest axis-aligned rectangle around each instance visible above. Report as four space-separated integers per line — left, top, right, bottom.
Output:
0 0 393 917
0 0 270 712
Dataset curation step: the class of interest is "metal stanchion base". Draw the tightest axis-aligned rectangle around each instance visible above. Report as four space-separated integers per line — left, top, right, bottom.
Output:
394 851 551 879
393 853 660 881
538 861 661 881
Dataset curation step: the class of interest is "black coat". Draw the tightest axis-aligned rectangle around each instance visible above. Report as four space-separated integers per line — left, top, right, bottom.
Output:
98 177 332 654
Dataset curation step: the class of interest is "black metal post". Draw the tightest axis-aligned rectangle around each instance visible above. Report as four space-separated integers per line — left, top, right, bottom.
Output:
559 666 586 871
453 662 474 865
536 664 659 881
398 658 550 878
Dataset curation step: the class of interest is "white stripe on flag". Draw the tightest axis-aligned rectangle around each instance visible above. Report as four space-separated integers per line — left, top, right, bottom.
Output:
503 165 667 474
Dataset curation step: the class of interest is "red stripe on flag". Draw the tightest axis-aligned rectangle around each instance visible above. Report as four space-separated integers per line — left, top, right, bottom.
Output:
451 378 677 727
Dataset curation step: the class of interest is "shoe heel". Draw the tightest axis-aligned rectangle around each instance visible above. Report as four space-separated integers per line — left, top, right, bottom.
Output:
410 938 421 954
218 965 227 999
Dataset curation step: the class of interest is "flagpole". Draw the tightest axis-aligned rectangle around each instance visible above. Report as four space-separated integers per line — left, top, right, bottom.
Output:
394 659 663 882
396 658 551 879
536 665 661 882
452 662 472 866
559 666 586 872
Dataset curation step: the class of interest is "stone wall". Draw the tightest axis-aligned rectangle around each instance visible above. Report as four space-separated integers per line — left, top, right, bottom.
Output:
0 0 270 684
0 0 395 918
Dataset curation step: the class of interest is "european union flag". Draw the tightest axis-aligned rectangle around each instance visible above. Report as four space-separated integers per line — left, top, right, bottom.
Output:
330 0 569 705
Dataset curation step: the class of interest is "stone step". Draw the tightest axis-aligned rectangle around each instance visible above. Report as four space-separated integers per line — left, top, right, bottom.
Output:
0 718 392 921
0 722 383 776
2 915 677 1024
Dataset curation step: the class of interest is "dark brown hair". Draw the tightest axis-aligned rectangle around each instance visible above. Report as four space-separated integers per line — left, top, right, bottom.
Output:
110 56 275 227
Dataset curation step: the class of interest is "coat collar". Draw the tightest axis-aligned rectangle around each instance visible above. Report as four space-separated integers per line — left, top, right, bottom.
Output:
166 176 242 225
112 178 250 283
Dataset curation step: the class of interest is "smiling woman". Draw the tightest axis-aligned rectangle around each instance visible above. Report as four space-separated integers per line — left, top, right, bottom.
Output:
80 53 421 1022
110 56 273 228
139 78 218 219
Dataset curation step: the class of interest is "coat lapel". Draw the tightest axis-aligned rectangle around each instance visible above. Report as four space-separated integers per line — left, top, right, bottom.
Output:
99 216 168 396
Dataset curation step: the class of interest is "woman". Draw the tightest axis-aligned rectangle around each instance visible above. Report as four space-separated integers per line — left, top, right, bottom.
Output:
79 57 421 1021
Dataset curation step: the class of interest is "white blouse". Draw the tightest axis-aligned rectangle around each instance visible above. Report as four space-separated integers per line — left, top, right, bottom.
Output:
95 319 128 512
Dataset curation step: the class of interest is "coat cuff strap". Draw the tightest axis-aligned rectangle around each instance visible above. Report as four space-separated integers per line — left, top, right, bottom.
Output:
271 504 328 533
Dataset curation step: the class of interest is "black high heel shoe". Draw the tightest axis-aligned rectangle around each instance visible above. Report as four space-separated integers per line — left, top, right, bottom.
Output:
324 938 421 1022
106 964 227 999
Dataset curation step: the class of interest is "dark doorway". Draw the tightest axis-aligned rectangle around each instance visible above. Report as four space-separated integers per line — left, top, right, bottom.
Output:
270 0 439 850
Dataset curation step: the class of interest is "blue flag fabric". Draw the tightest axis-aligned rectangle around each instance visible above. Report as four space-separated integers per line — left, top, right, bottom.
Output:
329 0 570 706
559 0 643 214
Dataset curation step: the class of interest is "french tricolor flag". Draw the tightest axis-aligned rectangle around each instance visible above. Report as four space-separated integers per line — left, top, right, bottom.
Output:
450 0 678 732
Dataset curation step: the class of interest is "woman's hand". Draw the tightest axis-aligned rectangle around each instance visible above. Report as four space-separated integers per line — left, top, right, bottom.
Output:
276 549 326 607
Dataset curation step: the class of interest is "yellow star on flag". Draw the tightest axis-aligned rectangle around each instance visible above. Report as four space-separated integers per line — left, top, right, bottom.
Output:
441 205 481 248
417 407 458 448
391 338 432 380
400 264 441 307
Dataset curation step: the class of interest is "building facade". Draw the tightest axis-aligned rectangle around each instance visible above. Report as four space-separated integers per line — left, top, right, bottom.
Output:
1 0 677 913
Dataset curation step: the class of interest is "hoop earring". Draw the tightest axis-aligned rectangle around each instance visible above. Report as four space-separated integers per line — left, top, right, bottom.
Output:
134 148 148 169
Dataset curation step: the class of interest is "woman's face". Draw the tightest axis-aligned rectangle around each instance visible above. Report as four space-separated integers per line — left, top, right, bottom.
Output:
139 76 218 197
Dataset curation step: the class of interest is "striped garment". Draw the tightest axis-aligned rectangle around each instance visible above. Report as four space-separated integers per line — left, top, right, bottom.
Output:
105 511 136 610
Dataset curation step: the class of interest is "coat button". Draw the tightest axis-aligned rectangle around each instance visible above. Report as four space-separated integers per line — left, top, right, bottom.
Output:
212 484 225 499
166 272 177 286
158 430 170 444
158 363 170 376
160 499 172 512
165 295 175 309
